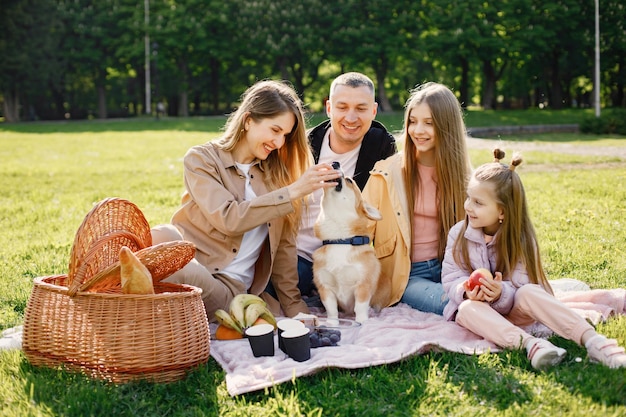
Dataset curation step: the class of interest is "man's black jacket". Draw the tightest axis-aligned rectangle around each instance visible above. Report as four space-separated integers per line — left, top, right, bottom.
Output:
307 120 398 190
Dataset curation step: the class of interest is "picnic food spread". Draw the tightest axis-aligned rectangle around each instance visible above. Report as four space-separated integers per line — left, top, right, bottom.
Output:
214 294 278 339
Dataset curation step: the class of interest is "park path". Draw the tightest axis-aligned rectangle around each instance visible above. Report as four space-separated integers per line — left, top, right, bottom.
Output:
465 136 626 172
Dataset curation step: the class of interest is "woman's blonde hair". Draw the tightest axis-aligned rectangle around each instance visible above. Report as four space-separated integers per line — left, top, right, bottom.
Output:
401 82 471 260
216 80 313 235
453 149 553 294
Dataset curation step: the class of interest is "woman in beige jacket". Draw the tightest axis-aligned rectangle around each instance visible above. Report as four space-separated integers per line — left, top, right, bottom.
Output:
362 82 471 314
152 80 341 321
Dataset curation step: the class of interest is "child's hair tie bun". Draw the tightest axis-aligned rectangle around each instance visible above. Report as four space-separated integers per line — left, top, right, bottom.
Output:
493 148 506 162
510 153 523 171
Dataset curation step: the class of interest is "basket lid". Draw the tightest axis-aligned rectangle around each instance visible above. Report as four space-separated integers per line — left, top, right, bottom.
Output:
66 198 195 296
74 240 196 294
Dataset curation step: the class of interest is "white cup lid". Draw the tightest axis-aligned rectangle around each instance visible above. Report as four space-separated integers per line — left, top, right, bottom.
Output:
244 323 274 336
281 327 310 338
277 319 306 331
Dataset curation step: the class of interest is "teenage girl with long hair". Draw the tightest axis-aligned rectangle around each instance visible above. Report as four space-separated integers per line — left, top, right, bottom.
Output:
363 82 472 314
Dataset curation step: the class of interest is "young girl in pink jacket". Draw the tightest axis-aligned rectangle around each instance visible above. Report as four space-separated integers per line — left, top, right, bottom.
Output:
441 150 626 370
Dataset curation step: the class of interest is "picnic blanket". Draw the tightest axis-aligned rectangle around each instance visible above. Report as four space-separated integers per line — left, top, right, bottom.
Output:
210 279 625 396
2 279 624 396
210 304 497 396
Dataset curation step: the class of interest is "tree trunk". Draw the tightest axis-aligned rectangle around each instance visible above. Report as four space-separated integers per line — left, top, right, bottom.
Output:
178 90 189 117
277 57 290 82
291 64 305 100
168 95 178 115
611 61 625 107
51 83 66 119
481 60 496 110
177 61 189 117
2 89 20 122
194 93 201 115
459 58 470 109
210 57 220 113
376 78 392 112
550 50 563 109
374 57 392 112
97 85 107 119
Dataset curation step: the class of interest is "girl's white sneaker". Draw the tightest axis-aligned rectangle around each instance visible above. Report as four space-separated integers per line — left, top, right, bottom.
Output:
526 337 567 370
585 334 626 369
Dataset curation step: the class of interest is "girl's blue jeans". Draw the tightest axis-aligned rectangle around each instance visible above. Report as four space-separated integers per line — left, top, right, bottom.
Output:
400 258 448 315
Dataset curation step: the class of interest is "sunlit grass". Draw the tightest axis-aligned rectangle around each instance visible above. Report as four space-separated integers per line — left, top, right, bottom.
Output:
0 119 625 416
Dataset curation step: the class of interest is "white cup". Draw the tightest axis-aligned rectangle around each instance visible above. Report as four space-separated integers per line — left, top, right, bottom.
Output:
277 319 306 353
245 323 275 357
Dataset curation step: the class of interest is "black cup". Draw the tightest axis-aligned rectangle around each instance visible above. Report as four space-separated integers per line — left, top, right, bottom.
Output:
282 327 311 362
245 323 275 357
277 319 306 353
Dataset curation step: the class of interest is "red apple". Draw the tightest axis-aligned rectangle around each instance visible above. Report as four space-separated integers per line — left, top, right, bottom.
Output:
467 268 493 290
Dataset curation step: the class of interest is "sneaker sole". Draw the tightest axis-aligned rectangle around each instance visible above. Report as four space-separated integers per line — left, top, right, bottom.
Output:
532 348 567 370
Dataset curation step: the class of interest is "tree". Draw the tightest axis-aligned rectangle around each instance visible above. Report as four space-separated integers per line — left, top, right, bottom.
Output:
3 0 626 121
147 0 210 116
521 0 590 109
426 0 482 108
325 0 418 111
57 0 134 118
233 0 330 102
601 0 626 107
474 0 532 109
0 0 61 122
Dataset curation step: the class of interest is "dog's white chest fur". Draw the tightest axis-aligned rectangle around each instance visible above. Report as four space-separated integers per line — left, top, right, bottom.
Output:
317 245 377 307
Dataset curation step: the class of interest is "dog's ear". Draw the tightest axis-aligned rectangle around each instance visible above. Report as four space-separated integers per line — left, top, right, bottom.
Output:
351 180 382 221
361 201 382 221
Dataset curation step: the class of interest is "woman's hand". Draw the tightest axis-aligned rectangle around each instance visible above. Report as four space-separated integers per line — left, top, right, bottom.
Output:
287 163 341 200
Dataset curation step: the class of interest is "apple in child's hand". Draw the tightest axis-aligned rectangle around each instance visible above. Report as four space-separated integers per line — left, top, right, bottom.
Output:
467 268 493 290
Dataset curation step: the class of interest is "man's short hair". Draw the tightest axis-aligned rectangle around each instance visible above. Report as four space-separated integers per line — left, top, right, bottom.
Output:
329 72 375 97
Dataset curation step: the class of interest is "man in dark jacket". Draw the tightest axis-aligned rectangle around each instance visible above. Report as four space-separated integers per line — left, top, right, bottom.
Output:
296 72 397 301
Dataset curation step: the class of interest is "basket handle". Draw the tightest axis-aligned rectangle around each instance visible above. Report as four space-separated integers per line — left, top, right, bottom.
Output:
69 231 144 286
72 262 121 295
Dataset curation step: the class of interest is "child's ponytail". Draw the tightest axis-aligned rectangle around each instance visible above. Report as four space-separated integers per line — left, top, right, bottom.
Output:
493 148 506 162
510 153 522 171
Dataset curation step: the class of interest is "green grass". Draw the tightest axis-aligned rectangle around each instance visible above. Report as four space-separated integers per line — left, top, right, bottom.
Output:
1 116 625 416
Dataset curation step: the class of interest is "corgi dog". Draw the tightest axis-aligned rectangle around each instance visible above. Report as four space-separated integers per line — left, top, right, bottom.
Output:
312 164 388 323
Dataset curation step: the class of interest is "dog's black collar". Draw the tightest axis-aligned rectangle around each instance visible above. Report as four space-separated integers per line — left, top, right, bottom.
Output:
322 236 370 246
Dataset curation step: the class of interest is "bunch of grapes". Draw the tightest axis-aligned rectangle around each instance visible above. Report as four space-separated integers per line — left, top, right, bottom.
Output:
309 327 341 348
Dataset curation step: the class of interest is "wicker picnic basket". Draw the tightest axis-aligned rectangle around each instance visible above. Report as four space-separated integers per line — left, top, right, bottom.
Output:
22 198 211 383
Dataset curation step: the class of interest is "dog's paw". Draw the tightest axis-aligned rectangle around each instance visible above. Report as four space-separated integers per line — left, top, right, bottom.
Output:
355 315 369 324
325 318 340 326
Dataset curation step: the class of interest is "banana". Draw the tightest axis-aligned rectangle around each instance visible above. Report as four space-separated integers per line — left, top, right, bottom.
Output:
214 309 243 334
244 303 269 328
229 294 266 329
258 307 277 329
